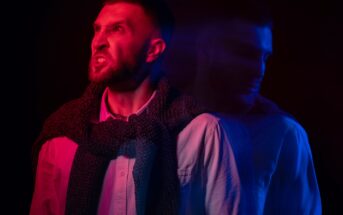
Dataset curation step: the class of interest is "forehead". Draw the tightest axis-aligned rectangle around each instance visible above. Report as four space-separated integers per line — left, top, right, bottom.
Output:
203 18 273 53
95 2 152 26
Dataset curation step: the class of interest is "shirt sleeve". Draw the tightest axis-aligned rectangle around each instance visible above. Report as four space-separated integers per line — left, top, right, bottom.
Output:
263 122 322 215
203 118 241 215
30 140 63 215
30 137 77 215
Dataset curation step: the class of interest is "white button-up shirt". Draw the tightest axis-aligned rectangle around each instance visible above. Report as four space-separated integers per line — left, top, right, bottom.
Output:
30 88 240 215
221 114 321 215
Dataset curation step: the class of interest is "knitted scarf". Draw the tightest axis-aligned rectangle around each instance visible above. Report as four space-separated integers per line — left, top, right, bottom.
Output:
32 78 206 215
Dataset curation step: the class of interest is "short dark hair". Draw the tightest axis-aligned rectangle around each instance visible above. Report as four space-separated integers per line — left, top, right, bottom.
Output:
103 0 174 44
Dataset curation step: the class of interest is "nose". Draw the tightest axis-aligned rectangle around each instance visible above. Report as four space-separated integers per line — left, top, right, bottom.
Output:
247 56 266 78
92 31 109 51
257 57 266 76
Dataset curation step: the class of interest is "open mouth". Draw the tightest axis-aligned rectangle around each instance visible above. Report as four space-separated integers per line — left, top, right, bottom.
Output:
96 56 106 64
92 54 109 67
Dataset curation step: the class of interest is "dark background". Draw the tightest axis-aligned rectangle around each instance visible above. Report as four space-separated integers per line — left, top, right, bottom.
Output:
4 0 342 214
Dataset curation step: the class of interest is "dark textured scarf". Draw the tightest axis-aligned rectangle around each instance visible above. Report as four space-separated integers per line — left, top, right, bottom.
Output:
32 78 206 215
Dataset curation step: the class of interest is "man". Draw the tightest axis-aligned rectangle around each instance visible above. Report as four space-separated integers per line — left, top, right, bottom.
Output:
192 3 322 215
193 16 274 114
30 0 240 215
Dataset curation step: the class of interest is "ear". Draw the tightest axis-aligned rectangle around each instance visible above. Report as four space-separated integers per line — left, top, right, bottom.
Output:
146 38 166 63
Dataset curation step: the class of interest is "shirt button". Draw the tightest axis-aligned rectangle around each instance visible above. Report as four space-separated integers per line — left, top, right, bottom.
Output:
120 171 125 177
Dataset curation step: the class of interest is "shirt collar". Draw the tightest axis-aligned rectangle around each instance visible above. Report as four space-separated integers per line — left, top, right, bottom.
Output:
99 87 156 122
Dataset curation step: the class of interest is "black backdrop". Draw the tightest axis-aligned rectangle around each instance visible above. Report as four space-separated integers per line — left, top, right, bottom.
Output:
5 0 342 214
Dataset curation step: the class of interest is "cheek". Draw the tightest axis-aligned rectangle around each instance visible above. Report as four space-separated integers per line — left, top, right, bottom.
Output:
90 39 96 54
124 41 147 62
96 34 147 66
110 38 133 56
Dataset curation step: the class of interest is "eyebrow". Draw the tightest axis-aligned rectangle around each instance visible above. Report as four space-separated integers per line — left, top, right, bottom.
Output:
93 19 135 32
227 38 273 54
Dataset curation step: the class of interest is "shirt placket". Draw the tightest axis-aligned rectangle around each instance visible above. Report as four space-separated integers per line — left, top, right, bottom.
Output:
113 156 129 215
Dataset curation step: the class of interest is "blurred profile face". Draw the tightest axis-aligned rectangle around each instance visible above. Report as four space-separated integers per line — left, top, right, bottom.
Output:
196 18 272 111
89 2 156 85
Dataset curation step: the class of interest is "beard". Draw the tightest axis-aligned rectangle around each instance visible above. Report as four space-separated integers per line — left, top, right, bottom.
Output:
89 60 131 83
89 42 151 91
88 56 149 92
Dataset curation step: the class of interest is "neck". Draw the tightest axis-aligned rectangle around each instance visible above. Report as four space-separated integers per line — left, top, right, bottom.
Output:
106 77 155 117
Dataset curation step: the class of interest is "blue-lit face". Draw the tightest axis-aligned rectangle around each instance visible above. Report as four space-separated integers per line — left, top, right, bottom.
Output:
195 19 273 111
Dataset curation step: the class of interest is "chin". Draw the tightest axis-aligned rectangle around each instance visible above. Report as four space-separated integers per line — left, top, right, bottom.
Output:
89 73 108 84
89 66 118 83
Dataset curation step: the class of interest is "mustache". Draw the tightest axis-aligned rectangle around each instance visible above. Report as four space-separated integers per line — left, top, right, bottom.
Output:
92 51 111 58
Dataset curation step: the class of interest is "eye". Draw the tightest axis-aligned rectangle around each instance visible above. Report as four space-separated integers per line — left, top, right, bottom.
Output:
110 24 124 33
93 24 101 33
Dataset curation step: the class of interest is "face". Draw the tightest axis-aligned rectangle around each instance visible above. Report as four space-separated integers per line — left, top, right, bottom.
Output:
196 19 273 110
89 2 157 86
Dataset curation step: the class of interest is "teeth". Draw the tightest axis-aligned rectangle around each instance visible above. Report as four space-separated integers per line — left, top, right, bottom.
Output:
97 57 106 63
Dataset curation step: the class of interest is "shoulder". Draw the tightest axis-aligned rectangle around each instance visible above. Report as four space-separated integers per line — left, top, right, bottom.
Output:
261 115 314 170
39 137 78 159
182 113 225 134
219 113 310 159
43 82 103 129
269 115 315 177
177 113 230 147
32 98 84 170
36 97 84 143
44 98 83 127
263 114 312 160
251 114 310 152
176 113 237 175
248 113 307 137
273 115 308 144
35 137 78 176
